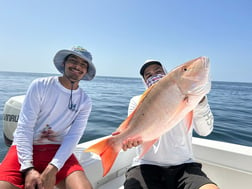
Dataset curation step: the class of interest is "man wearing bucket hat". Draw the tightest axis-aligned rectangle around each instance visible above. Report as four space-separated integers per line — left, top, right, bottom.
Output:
121 60 219 189
0 46 95 189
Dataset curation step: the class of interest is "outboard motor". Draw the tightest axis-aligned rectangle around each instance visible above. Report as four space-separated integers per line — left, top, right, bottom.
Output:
2 95 24 146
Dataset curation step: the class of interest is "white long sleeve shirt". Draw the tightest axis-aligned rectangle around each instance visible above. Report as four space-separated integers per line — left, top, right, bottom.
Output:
128 95 214 167
13 76 92 171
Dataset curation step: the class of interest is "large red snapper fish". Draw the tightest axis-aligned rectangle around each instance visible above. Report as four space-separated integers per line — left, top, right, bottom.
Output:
85 56 211 176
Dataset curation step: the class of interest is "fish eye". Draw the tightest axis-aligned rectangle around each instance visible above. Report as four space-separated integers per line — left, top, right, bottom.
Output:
183 67 187 71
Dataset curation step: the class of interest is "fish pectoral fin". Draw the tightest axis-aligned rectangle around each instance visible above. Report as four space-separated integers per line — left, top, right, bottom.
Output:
172 97 193 132
139 139 158 159
185 111 193 132
85 137 120 177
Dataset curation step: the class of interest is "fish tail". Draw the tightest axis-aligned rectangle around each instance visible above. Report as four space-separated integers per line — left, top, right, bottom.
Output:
85 137 120 176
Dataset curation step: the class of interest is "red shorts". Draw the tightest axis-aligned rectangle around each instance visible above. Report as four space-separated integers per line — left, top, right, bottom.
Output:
0 145 84 189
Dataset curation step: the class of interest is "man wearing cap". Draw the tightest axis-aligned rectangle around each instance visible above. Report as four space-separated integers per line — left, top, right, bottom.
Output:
0 46 95 189
123 60 219 189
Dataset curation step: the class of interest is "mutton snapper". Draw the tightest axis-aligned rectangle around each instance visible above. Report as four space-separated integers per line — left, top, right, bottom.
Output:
85 56 211 176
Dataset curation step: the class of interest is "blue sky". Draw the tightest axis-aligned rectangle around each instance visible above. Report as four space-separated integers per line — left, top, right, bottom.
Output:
0 0 251 82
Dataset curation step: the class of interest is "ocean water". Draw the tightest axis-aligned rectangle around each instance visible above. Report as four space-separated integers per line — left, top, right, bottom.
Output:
0 71 252 161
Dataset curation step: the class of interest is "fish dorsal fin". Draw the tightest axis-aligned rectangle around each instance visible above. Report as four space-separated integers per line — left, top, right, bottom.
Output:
139 84 155 103
115 85 155 133
116 108 137 132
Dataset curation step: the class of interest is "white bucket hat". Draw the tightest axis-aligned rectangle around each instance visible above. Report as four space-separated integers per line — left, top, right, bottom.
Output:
53 46 96 80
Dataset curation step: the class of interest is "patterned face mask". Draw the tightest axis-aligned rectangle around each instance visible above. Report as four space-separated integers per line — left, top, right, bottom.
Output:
145 74 165 88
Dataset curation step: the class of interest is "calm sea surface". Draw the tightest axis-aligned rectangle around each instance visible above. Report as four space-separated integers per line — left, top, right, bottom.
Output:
0 71 252 161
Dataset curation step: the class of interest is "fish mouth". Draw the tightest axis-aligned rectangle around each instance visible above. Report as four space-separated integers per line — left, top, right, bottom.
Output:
182 58 210 82
192 56 210 80
180 56 211 95
202 56 209 65
202 56 210 71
